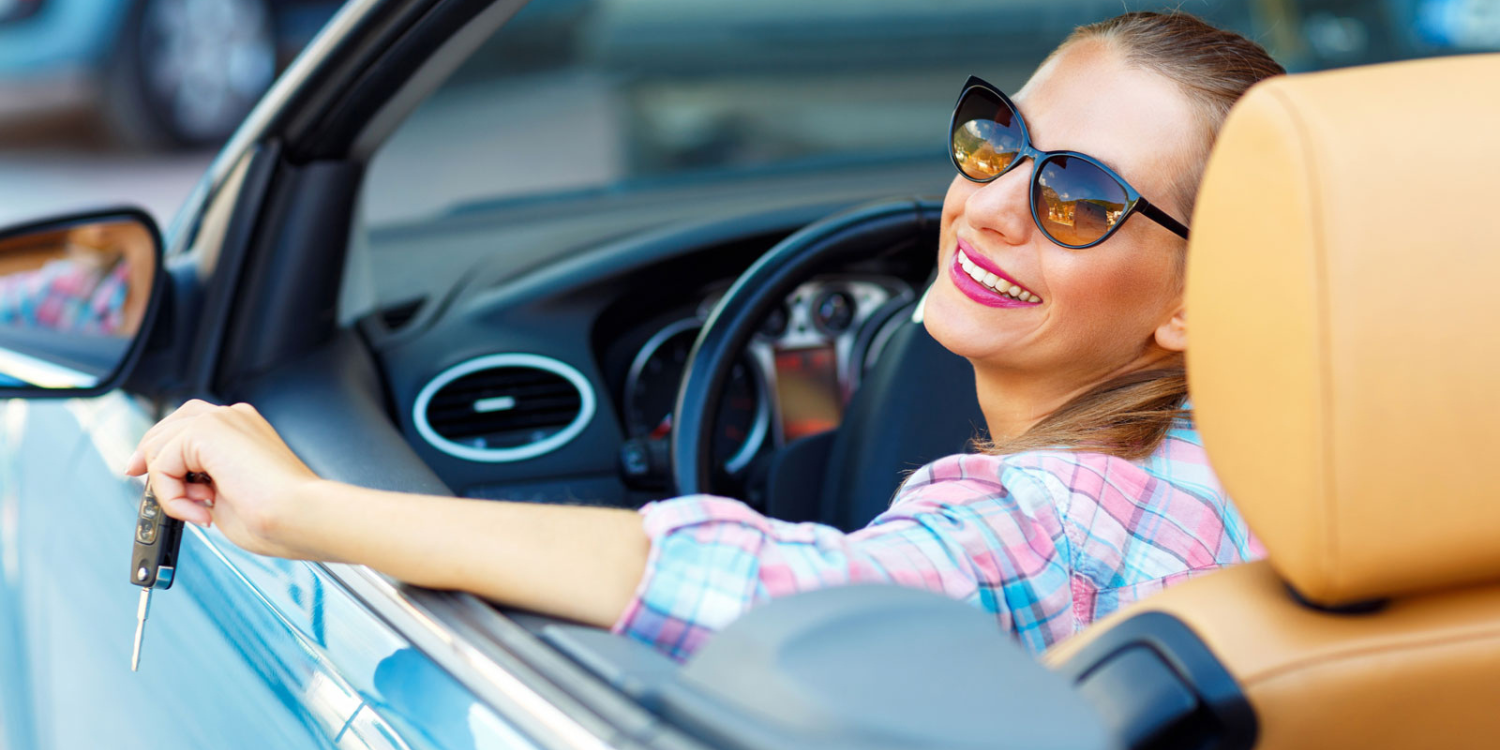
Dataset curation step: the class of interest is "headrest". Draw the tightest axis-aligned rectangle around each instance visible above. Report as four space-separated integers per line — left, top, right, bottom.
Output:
1187 54 1500 606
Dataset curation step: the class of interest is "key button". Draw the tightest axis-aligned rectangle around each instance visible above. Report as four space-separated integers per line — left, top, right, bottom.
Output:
140 498 159 520
136 518 157 545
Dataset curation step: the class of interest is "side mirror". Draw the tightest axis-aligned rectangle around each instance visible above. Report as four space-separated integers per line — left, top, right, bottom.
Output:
0 208 164 397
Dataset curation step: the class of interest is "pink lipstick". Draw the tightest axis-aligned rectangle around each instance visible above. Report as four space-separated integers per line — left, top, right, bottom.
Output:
949 238 1042 308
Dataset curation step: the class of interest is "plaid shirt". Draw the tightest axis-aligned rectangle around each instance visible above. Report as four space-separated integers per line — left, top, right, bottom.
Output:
612 413 1262 660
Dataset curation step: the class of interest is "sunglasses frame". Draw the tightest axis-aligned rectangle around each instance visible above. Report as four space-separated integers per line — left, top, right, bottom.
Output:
950 75 1191 249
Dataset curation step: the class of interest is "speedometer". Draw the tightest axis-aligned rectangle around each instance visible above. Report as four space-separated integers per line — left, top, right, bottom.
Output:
625 320 766 472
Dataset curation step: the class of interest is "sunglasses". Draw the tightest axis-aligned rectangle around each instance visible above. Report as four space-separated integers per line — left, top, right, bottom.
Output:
949 76 1191 248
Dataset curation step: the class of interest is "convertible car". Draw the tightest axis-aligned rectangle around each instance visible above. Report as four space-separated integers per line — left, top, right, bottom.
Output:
1 0 1497 748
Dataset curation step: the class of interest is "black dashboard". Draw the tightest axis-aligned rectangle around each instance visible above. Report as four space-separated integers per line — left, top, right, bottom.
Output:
361 198 941 508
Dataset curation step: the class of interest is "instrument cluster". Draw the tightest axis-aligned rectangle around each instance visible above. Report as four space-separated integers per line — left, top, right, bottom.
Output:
619 275 916 487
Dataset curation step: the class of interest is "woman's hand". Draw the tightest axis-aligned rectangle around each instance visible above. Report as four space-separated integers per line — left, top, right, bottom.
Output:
125 400 650 627
125 400 325 560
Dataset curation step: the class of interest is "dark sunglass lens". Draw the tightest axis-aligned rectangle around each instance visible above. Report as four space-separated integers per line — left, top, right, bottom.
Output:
951 88 1024 180
1034 156 1130 246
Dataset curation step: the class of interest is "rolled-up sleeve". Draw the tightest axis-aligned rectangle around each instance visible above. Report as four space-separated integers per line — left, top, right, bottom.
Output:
610 455 1076 660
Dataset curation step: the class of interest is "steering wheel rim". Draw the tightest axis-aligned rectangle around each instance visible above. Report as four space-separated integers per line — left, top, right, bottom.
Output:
671 198 943 497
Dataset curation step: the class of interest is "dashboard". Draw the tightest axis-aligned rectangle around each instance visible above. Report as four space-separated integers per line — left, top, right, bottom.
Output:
613 275 916 490
359 179 946 508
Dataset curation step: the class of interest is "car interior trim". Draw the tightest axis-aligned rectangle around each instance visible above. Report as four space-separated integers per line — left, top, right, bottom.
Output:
1055 611 1257 750
347 0 531 160
624 317 771 475
412 352 598 463
183 146 278 396
218 159 364 388
293 0 524 161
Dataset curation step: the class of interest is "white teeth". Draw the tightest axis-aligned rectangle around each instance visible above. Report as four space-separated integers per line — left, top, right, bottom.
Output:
957 248 1040 303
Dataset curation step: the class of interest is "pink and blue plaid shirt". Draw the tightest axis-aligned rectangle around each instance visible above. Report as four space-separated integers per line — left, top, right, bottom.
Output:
612 413 1262 660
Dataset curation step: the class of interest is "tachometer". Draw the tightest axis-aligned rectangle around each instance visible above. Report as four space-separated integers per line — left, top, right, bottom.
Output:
625 320 766 472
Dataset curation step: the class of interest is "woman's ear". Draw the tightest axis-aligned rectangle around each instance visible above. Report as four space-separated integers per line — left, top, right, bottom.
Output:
1154 305 1187 352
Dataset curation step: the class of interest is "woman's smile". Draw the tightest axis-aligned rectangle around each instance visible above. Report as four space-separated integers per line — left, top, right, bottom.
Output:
949 237 1043 307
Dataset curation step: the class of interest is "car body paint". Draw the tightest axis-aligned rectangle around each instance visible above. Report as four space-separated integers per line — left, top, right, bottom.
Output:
0 392 539 749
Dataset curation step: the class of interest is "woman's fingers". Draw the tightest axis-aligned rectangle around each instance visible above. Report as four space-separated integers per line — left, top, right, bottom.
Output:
144 432 212 528
126 399 221 475
126 400 322 555
128 418 196 477
184 481 216 506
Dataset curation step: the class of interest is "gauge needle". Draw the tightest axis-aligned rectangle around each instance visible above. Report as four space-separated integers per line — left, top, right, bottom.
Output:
649 414 672 441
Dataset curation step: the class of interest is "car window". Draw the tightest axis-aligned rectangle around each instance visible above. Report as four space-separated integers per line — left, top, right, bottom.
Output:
360 0 1238 230
354 0 1500 297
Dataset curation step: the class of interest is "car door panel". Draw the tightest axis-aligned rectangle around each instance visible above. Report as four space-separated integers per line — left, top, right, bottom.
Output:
0 398 88 750
0 390 538 750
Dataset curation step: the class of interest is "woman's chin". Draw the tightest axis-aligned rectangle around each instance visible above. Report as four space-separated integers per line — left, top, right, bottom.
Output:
922 287 1014 361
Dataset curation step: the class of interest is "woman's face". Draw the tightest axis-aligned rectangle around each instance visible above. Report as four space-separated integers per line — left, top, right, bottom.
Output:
926 39 1199 385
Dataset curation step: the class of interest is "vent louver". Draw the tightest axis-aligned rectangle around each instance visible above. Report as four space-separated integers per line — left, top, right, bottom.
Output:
413 354 596 462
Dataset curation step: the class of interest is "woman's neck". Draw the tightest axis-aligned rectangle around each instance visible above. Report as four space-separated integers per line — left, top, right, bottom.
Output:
972 349 1180 441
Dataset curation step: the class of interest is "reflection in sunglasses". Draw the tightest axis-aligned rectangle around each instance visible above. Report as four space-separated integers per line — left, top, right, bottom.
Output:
1036 158 1128 246
952 119 1019 179
1038 184 1125 246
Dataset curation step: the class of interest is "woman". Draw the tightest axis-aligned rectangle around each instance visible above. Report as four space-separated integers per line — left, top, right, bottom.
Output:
127 12 1284 660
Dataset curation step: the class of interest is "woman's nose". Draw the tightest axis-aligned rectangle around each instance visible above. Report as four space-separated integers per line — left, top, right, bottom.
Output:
964 160 1035 245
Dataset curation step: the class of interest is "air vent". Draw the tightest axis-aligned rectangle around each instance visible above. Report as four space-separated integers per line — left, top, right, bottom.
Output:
413 353 596 462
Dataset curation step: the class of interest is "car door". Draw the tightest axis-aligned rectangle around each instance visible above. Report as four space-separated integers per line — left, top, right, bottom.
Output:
0 216 536 750
32 393 525 750
3 390 371 750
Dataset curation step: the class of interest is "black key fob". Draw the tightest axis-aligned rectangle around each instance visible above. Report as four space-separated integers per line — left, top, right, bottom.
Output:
129 481 184 590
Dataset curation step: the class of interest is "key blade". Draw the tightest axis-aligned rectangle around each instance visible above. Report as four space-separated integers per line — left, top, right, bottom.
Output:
131 588 150 672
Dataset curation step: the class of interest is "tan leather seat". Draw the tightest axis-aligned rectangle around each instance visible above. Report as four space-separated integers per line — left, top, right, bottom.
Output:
1044 53 1500 748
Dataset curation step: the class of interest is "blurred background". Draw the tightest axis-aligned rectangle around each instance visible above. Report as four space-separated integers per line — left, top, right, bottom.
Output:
0 0 1495 229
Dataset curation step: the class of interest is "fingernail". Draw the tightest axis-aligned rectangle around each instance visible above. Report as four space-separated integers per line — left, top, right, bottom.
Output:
194 519 211 529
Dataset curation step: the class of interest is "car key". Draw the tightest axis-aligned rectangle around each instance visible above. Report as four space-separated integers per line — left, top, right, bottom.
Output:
128 472 208 671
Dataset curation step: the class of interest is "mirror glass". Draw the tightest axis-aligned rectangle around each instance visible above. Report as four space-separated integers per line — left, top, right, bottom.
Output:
0 216 158 390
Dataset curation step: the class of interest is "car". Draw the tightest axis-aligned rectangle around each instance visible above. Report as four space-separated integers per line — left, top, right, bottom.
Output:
0 0 587 148
0 0 1497 749
0 0 342 147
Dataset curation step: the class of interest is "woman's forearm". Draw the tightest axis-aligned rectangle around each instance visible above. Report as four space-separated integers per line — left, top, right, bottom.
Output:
289 480 650 628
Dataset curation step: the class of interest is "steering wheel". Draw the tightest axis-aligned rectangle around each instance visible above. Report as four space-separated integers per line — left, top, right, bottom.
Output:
671 198 948 501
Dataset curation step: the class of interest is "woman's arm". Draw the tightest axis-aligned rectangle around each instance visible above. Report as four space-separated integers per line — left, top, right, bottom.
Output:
293 482 649 627
127 402 1074 659
126 400 648 628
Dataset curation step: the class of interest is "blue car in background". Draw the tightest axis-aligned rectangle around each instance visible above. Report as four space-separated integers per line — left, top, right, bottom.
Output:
0 0 339 147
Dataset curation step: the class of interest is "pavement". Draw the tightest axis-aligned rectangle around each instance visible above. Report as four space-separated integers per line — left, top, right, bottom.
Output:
0 71 618 233
0 116 211 229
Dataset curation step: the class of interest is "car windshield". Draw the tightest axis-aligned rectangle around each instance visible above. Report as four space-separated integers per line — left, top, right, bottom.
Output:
362 0 1500 230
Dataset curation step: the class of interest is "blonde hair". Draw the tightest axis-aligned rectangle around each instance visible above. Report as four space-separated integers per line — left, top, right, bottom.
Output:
981 12 1283 461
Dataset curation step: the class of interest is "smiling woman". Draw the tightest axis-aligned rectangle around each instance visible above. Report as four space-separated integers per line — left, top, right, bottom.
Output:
933 13 1285 461
131 10 1281 661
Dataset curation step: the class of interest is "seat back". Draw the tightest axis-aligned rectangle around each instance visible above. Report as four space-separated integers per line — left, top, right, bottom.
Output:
1047 53 1500 749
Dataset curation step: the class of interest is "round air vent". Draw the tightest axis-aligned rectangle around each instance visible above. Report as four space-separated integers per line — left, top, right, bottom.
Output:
413 353 596 462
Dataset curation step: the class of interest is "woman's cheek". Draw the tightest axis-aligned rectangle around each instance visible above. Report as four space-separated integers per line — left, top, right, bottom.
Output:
1049 255 1171 346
